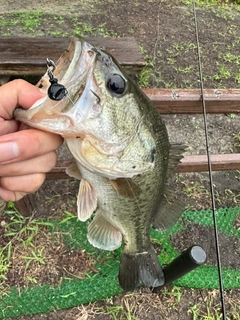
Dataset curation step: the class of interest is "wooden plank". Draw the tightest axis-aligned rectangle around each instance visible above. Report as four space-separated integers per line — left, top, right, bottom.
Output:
176 154 240 172
0 37 145 75
143 88 240 114
47 160 73 180
46 154 240 180
16 154 240 216
1 37 240 114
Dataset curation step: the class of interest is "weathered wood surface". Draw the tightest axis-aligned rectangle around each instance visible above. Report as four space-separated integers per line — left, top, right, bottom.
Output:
176 154 240 173
46 154 240 180
143 88 240 114
0 37 145 75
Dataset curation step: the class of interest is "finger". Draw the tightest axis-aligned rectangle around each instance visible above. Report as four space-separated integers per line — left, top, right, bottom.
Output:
0 119 19 136
0 187 28 202
0 129 63 164
0 151 57 177
0 79 44 120
0 173 46 202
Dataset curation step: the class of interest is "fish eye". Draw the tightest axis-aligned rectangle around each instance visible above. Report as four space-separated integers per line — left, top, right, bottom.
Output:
106 74 126 95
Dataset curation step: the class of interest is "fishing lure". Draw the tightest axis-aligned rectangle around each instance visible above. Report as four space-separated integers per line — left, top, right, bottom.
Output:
46 58 68 101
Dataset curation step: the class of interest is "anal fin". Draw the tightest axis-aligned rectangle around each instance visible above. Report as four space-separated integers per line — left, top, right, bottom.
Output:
152 190 185 231
87 210 122 250
77 178 97 222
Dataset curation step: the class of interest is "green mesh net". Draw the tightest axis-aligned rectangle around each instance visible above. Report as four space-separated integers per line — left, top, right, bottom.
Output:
0 207 239 318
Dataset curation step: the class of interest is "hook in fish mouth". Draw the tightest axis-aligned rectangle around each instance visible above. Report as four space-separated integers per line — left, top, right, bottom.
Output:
14 38 128 136
14 39 98 136
14 37 156 181
45 58 68 101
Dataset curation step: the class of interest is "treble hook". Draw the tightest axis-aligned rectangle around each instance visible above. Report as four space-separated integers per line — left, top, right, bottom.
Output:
46 58 68 101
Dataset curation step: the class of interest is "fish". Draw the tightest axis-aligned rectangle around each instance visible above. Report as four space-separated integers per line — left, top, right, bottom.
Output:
14 38 185 291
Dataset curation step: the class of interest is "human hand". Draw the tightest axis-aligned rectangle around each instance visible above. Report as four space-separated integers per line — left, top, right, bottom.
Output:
0 79 63 201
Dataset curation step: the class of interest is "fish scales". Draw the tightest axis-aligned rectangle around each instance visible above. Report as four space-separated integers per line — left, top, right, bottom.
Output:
14 38 185 291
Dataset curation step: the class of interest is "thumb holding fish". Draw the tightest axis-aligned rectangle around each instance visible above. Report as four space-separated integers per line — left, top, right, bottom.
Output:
0 79 63 202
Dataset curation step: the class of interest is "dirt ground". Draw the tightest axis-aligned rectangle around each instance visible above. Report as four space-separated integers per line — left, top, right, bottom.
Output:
1 0 240 319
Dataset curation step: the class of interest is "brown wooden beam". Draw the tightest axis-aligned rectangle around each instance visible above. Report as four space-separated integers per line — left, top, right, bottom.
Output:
176 154 240 173
16 153 240 216
47 160 73 180
46 154 240 180
143 88 240 114
0 37 145 76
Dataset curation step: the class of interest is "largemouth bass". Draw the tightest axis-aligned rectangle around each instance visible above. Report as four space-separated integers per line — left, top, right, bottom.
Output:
14 38 185 291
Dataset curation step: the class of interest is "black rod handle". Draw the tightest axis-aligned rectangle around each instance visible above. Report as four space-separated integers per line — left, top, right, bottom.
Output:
153 245 206 291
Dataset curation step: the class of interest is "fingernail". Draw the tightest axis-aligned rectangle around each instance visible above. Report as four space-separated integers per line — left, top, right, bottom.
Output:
0 142 19 162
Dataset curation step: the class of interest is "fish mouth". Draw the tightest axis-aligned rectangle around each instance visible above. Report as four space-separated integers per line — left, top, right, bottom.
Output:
14 38 97 137
14 38 155 179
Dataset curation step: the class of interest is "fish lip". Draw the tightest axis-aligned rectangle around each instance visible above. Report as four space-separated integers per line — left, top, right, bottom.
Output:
14 39 98 135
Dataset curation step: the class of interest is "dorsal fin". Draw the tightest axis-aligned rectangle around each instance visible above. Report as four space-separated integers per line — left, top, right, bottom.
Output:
167 143 187 178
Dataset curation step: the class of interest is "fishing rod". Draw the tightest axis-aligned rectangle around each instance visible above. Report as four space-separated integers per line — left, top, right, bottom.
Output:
192 1 227 319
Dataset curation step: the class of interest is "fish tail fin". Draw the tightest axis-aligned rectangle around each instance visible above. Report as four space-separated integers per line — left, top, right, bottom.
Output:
118 246 164 291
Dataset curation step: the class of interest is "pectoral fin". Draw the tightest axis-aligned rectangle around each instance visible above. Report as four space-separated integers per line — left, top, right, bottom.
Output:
77 178 97 222
87 210 122 250
66 162 82 180
109 178 141 197
152 190 185 231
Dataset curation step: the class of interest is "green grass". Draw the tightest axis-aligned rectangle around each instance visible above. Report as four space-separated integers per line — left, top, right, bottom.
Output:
0 11 44 33
187 291 227 320
0 9 117 38
4 202 54 247
232 132 240 148
179 176 210 198
138 64 153 87
182 0 240 6
72 20 117 38
0 202 55 291
97 302 138 320
0 246 11 281
21 248 45 269
212 65 231 80
163 286 182 306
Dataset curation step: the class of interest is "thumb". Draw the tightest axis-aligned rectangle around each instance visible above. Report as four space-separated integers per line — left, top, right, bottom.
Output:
0 79 44 120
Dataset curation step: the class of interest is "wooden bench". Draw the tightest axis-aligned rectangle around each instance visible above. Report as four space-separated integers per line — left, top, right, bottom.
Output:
0 36 145 77
1 37 240 176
